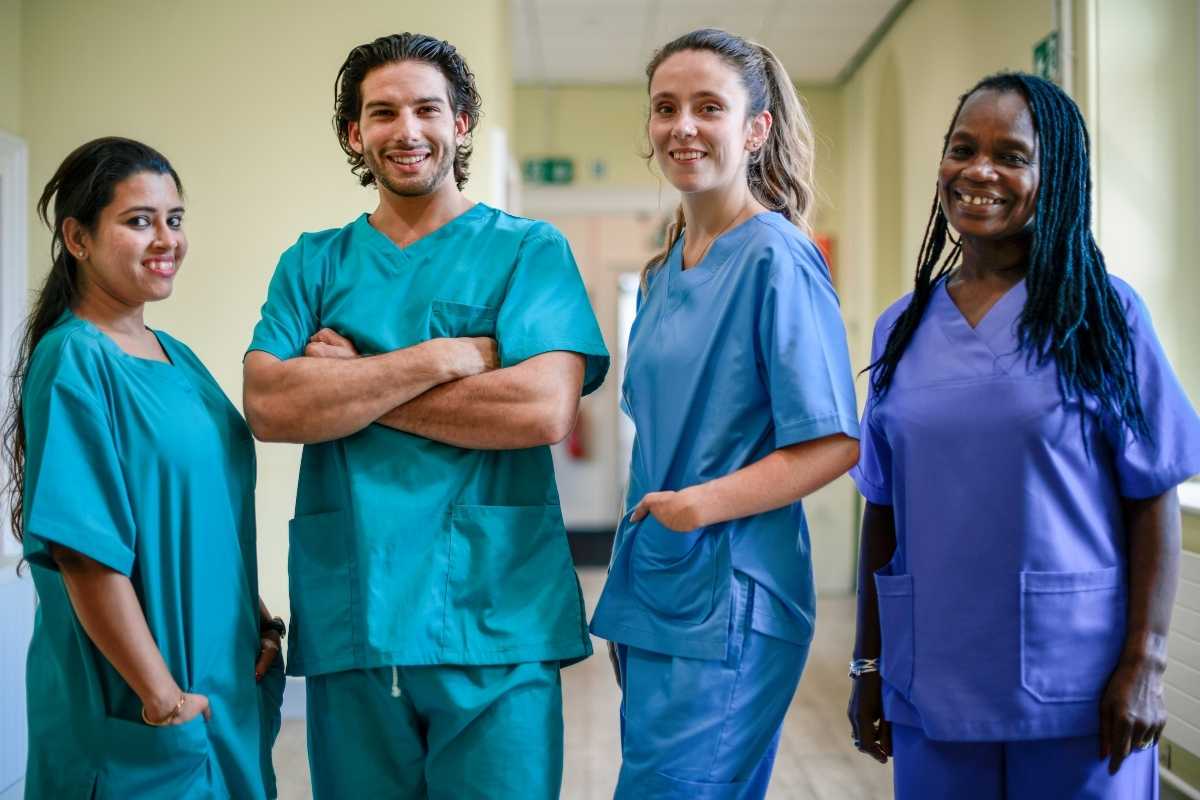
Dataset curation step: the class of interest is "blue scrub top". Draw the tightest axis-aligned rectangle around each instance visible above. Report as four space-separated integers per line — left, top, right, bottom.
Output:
248 204 610 675
22 313 278 799
590 212 860 660
853 276 1200 741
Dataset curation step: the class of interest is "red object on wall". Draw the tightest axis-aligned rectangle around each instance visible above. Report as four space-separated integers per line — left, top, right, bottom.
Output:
814 234 836 286
566 408 588 460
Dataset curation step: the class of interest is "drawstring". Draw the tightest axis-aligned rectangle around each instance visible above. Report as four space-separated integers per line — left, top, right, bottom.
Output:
391 666 401 698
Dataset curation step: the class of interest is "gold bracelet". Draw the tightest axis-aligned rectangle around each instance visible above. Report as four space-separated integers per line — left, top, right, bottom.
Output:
141 694 186 727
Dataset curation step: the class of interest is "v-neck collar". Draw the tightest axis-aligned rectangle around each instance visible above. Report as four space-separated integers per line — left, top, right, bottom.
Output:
356 202 488 267
935 276 1028 366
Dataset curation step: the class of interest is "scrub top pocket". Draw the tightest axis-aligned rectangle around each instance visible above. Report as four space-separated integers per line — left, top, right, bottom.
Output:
96 715 217 799
428 300 498 338
630 517 720 624
447 504 581 656
1020 567 1125 703
874 569 915 698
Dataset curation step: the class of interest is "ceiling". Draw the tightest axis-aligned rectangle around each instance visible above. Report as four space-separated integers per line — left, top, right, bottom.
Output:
511 0 906 86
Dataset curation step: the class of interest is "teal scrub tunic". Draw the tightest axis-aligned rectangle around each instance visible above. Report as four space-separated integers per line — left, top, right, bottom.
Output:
22 313 281 799
247 204 610 676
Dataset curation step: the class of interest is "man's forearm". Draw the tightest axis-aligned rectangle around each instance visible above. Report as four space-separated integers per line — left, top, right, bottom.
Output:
244 343 457 444
378 351 585 449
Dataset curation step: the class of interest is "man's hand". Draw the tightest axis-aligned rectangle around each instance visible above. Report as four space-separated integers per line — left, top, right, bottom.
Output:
306 328 499 379
305 328 359 359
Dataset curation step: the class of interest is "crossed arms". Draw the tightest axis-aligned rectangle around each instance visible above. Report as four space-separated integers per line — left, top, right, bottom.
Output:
243 329 585 449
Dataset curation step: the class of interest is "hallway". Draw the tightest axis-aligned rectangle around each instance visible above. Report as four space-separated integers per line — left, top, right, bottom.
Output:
272 568 893 799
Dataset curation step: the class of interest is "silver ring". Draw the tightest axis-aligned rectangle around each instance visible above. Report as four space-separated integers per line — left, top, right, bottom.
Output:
1135 741 1154 751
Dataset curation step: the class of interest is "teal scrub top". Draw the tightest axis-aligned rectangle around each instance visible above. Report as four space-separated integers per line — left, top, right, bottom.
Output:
21 313 280 799
248 204 610 675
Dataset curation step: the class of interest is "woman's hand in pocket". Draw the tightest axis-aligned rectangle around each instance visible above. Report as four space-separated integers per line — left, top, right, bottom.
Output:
630 489 703 532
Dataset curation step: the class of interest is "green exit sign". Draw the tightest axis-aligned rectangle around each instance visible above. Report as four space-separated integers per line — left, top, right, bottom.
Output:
522 157 575 185
1033 32 1060 83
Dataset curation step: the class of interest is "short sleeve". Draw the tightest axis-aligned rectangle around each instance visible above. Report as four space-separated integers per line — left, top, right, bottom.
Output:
755 239 859 449
850 313 897 506
22 381 137 574
496 227 610 396
246 237 320 361
1102 288 1200 498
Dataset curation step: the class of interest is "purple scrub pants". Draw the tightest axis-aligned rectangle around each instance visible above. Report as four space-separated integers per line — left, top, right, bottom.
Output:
892 723 1159 799
613 573 810 800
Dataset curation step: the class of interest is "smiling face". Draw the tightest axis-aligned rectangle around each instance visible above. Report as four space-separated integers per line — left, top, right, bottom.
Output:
348 60 468 199
938 89 1040 244
647 49 769 197
70 171 186 306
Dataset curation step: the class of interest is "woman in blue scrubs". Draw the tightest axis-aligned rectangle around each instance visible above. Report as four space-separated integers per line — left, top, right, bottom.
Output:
4 138 283 798
847 73 1200 798
590 28 860 800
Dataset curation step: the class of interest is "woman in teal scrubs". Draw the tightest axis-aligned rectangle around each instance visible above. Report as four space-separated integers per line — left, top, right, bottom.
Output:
590 29 860 799
3 138 283 799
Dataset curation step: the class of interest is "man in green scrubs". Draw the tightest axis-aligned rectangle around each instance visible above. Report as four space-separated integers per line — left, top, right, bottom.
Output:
243 33 608 800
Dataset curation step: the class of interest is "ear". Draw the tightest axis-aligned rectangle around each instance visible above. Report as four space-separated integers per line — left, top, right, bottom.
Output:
454 111 470 145
347 120 364 156
746 109 773 153
61 217 90 259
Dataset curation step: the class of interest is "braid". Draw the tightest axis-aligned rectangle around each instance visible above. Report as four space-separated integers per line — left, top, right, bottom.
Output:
870 72 1148 441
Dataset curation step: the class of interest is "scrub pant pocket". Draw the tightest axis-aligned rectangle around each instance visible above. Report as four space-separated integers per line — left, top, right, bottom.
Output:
615 574 809 800
891 724 1158 800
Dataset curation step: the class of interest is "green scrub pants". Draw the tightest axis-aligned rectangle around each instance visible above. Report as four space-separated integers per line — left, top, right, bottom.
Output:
305 660 563 799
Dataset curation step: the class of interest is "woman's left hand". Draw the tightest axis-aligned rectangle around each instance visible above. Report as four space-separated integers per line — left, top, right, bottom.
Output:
630 489 704 532
255 630 282 682
1098 660 1167 774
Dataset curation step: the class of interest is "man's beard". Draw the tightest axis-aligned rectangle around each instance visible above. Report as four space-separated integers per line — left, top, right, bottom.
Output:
365 146 456 198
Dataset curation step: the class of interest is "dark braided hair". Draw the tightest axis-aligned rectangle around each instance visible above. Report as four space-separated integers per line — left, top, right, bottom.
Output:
868 72 1149 439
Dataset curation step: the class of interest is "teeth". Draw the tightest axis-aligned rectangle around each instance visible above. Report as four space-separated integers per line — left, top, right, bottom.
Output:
958 191 1001 206
673 151 702 161
390 154 427 165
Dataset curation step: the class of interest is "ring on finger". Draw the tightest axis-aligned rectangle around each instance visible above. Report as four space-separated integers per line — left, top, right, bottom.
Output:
1135 740 1154 751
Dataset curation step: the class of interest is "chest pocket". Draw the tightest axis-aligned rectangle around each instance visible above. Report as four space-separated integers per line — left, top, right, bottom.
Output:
428 300 498 338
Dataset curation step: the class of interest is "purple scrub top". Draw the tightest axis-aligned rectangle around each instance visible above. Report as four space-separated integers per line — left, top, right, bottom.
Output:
852 275 1200 741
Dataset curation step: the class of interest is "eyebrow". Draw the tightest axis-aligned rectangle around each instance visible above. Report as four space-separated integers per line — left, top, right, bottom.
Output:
650 91 726 104
118 205 185 215
364 96 446 109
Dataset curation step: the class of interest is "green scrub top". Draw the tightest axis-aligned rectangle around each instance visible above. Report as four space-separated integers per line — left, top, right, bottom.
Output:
248 204 610 675
22 313 280 799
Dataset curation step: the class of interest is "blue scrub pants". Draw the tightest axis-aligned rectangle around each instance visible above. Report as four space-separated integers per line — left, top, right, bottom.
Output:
615 574 810 800
892 723 1158 799
305 661 563 800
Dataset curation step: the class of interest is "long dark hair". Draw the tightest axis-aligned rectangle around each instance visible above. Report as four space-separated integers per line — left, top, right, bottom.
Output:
333 32 483 190
641 28 817 289
868 72 1149 439
3 137 182 543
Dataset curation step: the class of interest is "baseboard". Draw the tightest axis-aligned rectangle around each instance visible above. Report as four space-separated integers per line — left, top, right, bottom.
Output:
567 529 616 567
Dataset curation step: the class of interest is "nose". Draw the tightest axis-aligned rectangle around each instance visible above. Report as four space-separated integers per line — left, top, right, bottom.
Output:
391 110 422 146
962 154 998 182
151 219 180 250
671 112 697 141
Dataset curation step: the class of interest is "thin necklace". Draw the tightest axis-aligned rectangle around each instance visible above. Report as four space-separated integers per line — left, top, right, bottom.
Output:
685 203 751 269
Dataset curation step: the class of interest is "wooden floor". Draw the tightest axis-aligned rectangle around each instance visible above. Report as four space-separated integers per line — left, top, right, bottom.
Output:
272 567 894 799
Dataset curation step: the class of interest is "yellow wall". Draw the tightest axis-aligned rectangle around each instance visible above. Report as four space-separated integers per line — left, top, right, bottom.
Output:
836 0 1054 369
0 0 19 134
17 0 512 626
1093 0 1198 404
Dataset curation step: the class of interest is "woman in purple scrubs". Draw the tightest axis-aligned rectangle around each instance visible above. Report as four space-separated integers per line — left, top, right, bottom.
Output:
846 72 1200 798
